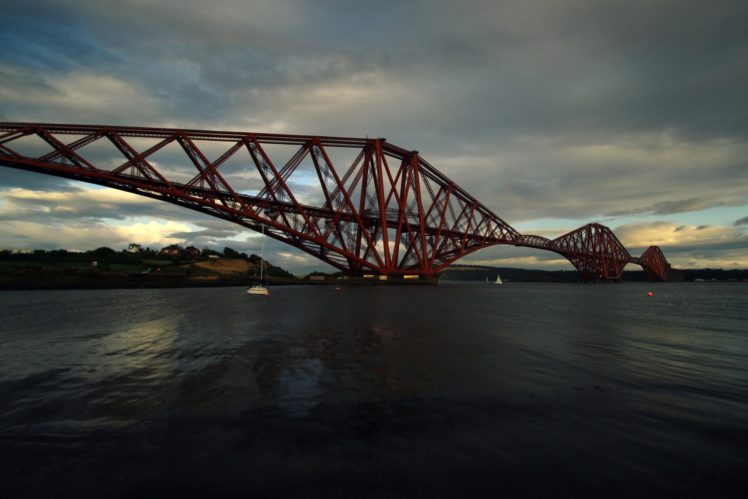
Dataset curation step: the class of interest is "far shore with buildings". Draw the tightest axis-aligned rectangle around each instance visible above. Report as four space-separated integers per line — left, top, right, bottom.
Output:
1 244 746 289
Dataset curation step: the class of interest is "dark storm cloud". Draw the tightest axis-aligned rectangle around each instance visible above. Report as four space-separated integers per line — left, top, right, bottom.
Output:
0 168 75 191
4 0 744 140
667 239 748 253
608 197 745 217
0 2 741 137
0 4 116 71
734 216 748 226
659 243 748 269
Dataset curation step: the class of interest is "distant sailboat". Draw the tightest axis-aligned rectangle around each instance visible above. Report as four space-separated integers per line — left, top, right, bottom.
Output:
247 224 270 296
495 274 503 285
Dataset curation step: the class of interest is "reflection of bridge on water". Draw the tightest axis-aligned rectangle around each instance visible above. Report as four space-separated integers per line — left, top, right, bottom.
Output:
0 123 668 281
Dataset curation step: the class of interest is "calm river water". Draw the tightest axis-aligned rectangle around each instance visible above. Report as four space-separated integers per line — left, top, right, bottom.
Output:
1 282 747 497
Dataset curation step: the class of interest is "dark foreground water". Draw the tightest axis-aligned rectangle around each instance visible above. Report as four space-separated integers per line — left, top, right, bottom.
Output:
1 283 747 498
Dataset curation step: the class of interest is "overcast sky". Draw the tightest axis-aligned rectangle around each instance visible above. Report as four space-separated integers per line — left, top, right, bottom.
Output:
1 0 747 273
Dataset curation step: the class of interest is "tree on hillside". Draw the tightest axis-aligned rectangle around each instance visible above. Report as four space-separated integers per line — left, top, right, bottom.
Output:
90 247 117 258
91 246 115 253
223 246 240 258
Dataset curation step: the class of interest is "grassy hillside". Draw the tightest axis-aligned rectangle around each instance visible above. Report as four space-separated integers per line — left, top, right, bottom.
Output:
0 248 297 289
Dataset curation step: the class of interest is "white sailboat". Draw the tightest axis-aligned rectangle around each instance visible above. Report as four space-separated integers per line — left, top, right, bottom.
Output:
247 224 270 296
495 274 503 285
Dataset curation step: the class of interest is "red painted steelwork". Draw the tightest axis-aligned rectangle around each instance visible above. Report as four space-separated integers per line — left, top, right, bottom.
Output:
0 123 669 281
544 224 630 281
632 246 670 282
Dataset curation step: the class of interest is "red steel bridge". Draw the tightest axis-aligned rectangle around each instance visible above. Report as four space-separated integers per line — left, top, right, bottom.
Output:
0 123 669 281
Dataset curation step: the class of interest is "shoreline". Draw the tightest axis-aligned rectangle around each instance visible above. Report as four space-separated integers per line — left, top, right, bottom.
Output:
0 274 440 290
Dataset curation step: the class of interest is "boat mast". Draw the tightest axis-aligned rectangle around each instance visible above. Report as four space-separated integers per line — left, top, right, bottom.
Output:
259 223 265 285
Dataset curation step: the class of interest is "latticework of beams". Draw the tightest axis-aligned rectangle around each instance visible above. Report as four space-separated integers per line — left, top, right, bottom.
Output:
0 123 669 280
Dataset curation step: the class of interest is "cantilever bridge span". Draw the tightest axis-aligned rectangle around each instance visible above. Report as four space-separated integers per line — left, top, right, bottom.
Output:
0 123 669 281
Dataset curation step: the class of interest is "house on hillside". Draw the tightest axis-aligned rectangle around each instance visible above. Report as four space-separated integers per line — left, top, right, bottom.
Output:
160 244 183 257
184 246 201 258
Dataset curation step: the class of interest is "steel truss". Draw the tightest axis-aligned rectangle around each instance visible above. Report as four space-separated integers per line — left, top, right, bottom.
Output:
0 123 668 281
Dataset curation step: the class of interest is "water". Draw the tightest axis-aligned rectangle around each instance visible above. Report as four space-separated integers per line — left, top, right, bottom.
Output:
1 283 747 497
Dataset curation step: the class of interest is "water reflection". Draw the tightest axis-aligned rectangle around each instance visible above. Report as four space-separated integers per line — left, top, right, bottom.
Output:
86 317 180 422
246 321 402 417
97 317 179 378
1 284 747 498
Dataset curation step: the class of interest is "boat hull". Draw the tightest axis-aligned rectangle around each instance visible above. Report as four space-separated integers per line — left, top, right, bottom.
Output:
247 286 269 296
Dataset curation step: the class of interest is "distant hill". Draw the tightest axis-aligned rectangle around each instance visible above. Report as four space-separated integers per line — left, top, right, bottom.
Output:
0 247 297 289
439 264 748 283
3 249 744 288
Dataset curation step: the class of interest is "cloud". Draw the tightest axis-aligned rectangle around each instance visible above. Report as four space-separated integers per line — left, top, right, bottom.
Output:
615 221 743 248
116 220 192 246
0 185 185 223
0 218 190 252
1 0 748 271
424 130 748 223
0 66 169 124
277 251 316 267
3 0 746 138
734 215 748 226
167 223 245 248
608 197 746 217
0 168 73 191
